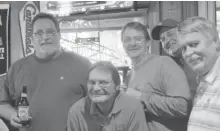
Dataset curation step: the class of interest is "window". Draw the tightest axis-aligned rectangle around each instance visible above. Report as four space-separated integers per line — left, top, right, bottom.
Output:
60 30 131 67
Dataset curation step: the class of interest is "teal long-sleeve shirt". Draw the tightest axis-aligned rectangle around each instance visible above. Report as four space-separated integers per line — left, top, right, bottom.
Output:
128 55 192 131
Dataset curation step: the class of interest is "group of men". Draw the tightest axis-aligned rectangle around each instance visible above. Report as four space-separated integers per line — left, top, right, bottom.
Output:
0 12 219 131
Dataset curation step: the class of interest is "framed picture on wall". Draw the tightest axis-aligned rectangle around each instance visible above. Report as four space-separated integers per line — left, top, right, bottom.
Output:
0 4 10 76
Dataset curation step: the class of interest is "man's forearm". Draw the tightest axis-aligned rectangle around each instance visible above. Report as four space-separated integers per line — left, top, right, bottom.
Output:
141 92 191 117
0 102 17 121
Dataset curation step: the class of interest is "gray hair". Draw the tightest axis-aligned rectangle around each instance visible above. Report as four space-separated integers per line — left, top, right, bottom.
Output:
178 17 219 43
121 22 150 41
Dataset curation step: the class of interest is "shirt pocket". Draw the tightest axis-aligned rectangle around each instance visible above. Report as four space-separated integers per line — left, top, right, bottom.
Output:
114 124 126 131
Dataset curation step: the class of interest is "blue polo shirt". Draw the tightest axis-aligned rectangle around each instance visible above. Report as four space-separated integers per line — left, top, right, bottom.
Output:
67 92 148 131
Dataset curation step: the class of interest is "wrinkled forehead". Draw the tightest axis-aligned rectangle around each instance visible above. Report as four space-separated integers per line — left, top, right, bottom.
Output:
33 18 57 32
89 68 112 80
123 28 145 37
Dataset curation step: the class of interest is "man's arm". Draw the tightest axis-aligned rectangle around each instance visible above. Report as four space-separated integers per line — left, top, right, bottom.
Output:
141 56 192 117
66 106 80 131
127 102 148 131
126 56 192 117
0 65 23 128
0 68 17 121
140 91 190 117
0 103 17 121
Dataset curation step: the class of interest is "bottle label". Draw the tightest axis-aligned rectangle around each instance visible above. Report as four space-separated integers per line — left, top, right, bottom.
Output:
18 106 29 121
21 93 27 97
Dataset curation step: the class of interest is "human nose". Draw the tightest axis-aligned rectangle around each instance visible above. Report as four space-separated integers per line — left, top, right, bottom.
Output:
93 82 101 90
128 39 137 46
41 32 52 40
183 46 194 58
41 33 48 39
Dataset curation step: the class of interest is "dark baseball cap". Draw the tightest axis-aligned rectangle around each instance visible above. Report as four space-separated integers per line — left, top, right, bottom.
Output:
151 19 179 40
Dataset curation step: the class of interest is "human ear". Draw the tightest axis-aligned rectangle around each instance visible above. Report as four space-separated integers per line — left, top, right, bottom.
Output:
212 36 220 52
116 85 120 91
146 40 151 52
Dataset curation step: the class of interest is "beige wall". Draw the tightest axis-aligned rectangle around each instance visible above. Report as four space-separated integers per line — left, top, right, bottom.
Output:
198 1 216 23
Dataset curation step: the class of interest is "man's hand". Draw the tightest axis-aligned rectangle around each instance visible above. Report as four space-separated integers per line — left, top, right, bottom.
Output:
125 88 142 100
10 114 32 128
10 114 22 128
119 84 128 91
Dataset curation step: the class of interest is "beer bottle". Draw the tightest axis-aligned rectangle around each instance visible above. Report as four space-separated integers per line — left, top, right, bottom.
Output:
17 86 30 125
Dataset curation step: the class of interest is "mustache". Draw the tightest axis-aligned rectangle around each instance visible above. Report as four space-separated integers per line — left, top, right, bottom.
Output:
40 39 53 45
127 45 141 50
188 57 201 63
164 39 177 49
40 42 52 46
89 89 108 95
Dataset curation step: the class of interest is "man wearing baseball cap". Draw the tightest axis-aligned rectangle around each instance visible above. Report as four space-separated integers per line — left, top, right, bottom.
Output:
152 18 198 100
152 19 180 57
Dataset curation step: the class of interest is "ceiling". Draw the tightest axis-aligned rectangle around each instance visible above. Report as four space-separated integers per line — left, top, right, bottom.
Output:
40 1 150 32
40 1 150 17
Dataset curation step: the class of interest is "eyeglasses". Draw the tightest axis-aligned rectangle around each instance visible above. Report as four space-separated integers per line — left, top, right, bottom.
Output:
34 30 57 39
87 80 113 88
123 37 146 44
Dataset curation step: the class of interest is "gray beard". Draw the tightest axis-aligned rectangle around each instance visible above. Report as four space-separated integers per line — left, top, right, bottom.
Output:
35 50 61 62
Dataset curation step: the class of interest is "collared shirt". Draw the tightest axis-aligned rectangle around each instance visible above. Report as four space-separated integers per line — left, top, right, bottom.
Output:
188 57 220 131
67 92 148 131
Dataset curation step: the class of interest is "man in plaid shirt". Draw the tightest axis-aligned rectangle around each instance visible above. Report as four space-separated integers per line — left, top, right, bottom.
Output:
178 17 220 131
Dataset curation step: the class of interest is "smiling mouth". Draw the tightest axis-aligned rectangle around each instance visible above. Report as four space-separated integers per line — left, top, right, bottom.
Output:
189 59 201 65
41 43 52 46
128 48 140 51
91 94 106 97
165 41 176 49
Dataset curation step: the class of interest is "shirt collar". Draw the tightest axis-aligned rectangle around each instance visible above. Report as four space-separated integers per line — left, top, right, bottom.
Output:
89 91 123 117
198 56 220 84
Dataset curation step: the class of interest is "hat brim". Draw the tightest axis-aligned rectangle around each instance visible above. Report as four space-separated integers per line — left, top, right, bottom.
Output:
151 25 177 40
151 26 164 40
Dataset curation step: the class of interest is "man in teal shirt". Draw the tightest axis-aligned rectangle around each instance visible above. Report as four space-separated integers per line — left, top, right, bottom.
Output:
121 22 191 131
67 61 148 131
0 13 91 131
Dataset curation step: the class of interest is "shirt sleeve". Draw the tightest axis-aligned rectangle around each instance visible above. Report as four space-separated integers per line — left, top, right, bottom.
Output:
140 56 192 117
0 58 25 105
66 106 81 131
127 102 148 131
0 64 15 103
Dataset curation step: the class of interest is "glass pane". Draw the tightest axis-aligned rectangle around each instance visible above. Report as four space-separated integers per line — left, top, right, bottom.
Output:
60 30 131 67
